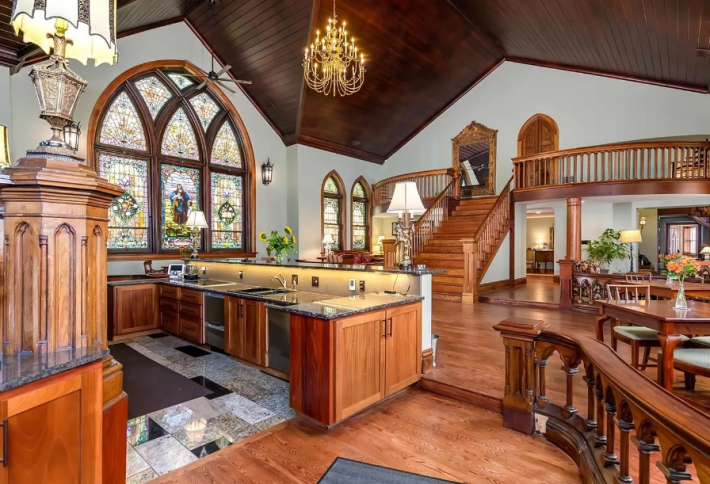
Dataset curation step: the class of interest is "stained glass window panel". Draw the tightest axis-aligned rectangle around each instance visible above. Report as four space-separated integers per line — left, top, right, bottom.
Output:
353 201 366 226
190 93 220 131
323 197 341 250
353 182 365 198
134 76 172 119
167 73 194 90
352 200 367 250
99 91 147 151
98 153 150 250
353 227 367 250
211 172 243 249
161 164 201 250
324 177 339 194
161 108 199 160
211 122 242 167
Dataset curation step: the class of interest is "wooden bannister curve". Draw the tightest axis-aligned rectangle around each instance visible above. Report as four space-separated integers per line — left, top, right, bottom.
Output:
411 179 456 258
373 168 456 207
473 176 513 284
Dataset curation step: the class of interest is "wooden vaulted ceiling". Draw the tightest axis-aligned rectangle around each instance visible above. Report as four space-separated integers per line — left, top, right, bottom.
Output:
2 0 710 164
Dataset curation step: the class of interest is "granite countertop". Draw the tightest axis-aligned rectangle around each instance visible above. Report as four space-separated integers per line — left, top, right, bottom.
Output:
0 346 108 393
200 258 445 275
265 293 424 320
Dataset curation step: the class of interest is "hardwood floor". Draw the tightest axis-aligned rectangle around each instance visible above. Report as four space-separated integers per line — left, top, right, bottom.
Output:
152 389 580 484
478 277 560 307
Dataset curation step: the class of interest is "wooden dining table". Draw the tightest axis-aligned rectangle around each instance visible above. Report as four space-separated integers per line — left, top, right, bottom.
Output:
597 299 710 391
644 280 710 300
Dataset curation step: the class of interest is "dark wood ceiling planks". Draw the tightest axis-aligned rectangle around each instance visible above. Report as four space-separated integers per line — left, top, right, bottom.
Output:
1 0 710 163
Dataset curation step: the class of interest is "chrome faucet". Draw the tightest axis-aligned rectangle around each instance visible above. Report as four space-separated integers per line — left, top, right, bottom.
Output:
271 275 287 290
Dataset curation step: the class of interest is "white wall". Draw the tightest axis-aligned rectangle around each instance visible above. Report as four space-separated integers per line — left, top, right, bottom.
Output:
386 61 710 282
526 216 554 248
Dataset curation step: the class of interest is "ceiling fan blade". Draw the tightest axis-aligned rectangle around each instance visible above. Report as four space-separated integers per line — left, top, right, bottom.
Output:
197 79 210 91
217 80 237 94
219 78 252 85
214 65 231 77
182 73 207 78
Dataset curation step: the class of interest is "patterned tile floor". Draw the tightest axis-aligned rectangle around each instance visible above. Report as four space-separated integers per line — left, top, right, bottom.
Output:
115 333 295 484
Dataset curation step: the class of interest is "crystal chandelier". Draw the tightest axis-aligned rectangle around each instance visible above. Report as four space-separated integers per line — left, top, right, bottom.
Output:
303 0 365 96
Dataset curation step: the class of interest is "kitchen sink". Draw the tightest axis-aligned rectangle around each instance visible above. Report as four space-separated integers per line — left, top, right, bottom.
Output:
228 287 296 296
231 287 270 293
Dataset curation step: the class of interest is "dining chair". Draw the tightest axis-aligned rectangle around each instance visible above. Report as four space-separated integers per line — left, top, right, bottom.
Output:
624 272 652 283
607 284 661 370
657 348 710 391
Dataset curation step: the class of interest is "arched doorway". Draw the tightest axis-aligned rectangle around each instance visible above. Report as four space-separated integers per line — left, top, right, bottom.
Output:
517 114 559 187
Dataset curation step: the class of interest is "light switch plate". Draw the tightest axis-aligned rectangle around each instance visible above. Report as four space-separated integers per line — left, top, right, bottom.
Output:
359 280 365 293
349 279 356 291
312 276 319 287
238 271 243 279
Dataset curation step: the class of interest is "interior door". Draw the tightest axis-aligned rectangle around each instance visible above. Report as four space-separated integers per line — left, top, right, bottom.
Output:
334 311 387 421
520 115 559 186
242 299 266 365
385 304 422 396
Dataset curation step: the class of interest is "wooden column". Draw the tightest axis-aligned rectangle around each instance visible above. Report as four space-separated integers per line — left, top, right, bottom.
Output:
461 238 478 304
493 318 548 434
566 198 582 261
558 259 575 310
382 238 397 269
0 157 127 484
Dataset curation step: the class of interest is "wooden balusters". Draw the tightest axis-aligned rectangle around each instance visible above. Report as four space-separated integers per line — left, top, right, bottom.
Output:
604 401 620 466
616 418 634 483
585 372 596 430
631 435 659 484
562 364 579 418
372 169 454 207
594 378 608 449
535 358 549 407
411 179 454 258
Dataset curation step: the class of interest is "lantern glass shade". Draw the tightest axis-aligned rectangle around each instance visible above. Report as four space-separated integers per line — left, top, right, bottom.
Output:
63 121 81 151
0 125 10 168
261 160 273 185
11 0 118 66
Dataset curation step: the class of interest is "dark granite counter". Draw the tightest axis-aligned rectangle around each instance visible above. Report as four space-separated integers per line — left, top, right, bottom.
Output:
0 346 108 393
265 293 424 320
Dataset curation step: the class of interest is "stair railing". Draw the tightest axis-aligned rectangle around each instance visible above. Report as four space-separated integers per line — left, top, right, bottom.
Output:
411 179 456 258
472 176 513 283
373 168 456 207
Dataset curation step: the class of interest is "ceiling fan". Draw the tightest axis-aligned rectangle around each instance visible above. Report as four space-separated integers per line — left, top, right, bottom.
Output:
182 0 252 94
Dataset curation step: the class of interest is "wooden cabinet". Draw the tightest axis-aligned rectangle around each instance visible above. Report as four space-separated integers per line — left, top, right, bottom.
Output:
158 286 204 344
110 284 158 336
226 296 267 365
0 360 103 484
291 302 422 427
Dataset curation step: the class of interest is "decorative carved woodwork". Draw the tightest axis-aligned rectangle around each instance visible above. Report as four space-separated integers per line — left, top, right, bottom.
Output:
566 198 582 261
452 121 497 197
461 238 478 304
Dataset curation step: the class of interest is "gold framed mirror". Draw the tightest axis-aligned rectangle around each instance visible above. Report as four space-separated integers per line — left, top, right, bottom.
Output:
452 121 497 197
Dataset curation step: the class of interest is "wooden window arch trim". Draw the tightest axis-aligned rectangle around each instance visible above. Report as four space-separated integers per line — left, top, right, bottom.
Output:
321 170 345 252
350 176 371 251
88 59 257 260
516 113 559 156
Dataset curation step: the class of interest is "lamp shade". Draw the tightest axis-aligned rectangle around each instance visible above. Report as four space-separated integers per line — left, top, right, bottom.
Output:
322 234 334 245
185 210 208 229
387 181 425 215
0 125 10 168
619 229 642 244
12 0 118 66
701 246 710 255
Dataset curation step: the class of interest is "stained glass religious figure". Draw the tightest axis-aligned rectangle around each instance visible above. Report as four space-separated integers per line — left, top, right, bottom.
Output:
161 164 200 250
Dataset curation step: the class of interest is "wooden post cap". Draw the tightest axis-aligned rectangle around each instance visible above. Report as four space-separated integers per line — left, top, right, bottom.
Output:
493 318 549 336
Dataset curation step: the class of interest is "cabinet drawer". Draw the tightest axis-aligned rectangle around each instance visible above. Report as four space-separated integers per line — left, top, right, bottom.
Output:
181 288 203 305
179 302 202 319
161 310 179 334
159 285 180 299
159 297 179 312
179 316 202 343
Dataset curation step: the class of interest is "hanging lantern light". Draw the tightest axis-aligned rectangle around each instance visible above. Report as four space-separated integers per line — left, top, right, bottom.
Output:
261 159 273 186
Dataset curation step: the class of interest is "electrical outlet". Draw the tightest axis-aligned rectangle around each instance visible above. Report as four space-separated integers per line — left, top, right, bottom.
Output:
238 271 243 280
359 280 365 293
312 276 319 287
200 266 207 275
349 278 356 291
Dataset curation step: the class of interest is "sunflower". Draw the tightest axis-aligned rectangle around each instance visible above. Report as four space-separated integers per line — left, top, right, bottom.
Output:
284 225 293 235
259 232 268 242
283 237 289 244
291 236 297 244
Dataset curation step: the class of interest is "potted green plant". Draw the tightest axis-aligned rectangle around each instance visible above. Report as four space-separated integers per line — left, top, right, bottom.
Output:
259 226 297 263
585 228 629 273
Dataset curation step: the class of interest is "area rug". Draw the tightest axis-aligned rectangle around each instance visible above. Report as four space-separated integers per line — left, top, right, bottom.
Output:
109 343 211 419
317 458 461 484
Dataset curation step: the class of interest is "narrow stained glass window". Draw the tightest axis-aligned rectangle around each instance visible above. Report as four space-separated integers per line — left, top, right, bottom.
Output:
211 172 243 249
167 73 194 90
353 183 365 198
211 121 242 167
161 108 199 160
98 154 150 250
134 76 172 119
190 93 220 131
352 181 369 250
99 91 147 151
161 164 201 250
323 197 341 250
324 177 339 194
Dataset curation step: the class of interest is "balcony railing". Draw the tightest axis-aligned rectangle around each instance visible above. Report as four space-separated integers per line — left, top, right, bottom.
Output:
372 168 456 207
513 141 710 192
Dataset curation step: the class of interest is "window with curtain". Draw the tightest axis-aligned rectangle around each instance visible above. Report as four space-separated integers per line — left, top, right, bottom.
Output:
94 66 252 255
322 173 344 251
351 178 370 251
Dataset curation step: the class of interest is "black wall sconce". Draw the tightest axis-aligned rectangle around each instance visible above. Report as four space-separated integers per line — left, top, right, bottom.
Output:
261 159 273 185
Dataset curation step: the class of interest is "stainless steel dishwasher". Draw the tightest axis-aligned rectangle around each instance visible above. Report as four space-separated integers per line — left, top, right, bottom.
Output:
267 308 290 375
204 292 226 351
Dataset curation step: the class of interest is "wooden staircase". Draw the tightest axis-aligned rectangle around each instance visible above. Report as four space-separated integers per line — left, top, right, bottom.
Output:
413 179 512 301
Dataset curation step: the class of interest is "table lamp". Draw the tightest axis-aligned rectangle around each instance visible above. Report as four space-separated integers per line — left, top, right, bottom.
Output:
11 0 118 163
185 210 209 259
387 181 425 269
619 229 643 272
701 246 710 261
322 234 334 256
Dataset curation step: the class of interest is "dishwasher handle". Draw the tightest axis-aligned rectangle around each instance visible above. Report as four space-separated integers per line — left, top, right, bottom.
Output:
205 322 225 332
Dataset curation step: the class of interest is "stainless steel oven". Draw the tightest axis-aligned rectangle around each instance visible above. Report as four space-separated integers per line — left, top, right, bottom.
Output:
204 292 225 350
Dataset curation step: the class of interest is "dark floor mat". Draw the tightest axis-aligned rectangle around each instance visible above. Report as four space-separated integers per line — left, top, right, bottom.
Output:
176 345 212 357
318 458 461 483
109 343 212 419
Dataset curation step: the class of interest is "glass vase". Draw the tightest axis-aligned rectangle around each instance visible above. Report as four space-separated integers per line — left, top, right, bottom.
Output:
673 280 690 310
274 252 283 264
665 274 673 286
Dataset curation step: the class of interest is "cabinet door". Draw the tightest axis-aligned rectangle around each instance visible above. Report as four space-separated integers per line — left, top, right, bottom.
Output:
385 304 422 396
160 309 179 335
114 284 158 335
334 311 387 421
225 296 243 358
242 299 266 365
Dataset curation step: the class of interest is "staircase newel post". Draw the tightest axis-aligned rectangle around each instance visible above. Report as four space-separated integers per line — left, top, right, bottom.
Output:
559 259 575 310
382 238 397 269
461 238 478 303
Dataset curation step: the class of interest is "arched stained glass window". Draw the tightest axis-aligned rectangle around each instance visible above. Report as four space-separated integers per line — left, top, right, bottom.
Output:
351 178 370 251
321 172 344 251
92 64 253 255
99 91 147 151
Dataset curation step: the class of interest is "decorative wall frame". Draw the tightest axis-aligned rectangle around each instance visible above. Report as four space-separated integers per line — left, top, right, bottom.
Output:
452 121 497 197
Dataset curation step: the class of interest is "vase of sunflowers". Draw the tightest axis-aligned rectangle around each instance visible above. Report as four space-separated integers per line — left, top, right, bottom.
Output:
661 252 701 310
259 226 297 263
